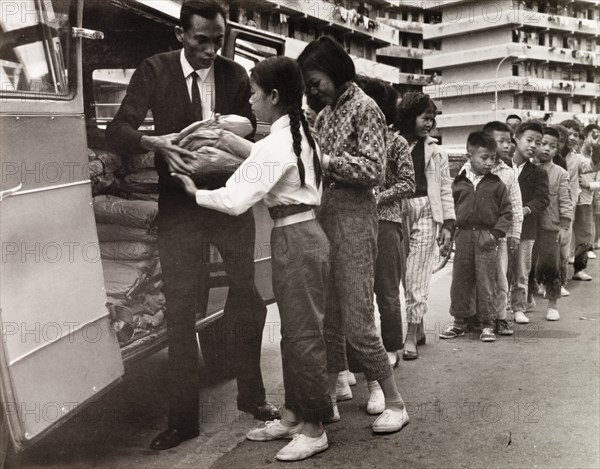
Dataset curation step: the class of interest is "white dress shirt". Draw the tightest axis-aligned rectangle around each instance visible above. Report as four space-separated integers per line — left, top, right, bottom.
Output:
194 115 322 216
180 49 215 119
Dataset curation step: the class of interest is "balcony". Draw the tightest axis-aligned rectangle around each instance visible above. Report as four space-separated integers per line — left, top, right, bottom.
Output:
434 109 600 129
265 0 399 45
423 76 600 99
378 45 441 59
376 17 423 34
424 9 599 39
423 43 599 70
398 72 440 85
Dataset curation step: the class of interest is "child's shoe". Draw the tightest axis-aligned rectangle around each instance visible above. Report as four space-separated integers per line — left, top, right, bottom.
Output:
345 370 357 386
588 251 597 259
335 373 352 401
323 404 340 424
546 308 560 321
440 324 466 339
480 327 496 342
495 319 514 336
514 311 530 324
366 388 385 415
275 433 328 461
246 420 303 441
560 286 570 297
573 271 592 281
371 407 410 433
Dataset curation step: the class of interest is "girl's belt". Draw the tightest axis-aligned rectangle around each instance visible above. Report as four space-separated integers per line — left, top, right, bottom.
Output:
273 210 316 227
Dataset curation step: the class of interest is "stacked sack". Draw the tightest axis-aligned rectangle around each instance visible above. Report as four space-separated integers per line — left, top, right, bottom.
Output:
88 114 254 344
89 145 165 344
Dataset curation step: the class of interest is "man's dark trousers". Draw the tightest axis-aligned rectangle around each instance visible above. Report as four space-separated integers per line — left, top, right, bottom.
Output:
158 207 267 434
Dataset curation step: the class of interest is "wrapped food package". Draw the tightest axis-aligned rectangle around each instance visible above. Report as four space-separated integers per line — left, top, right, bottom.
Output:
93 195 157 229
101 260 147 298
173 114 253 144
96 223 158 243
100 241 157 261
127 151 156 172
186 146 245 182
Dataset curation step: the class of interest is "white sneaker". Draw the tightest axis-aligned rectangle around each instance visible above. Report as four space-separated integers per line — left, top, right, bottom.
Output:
588 251 597 259
546 308 560 321
323 404 340 424
246 420 303 441
366 389 385 415
345 370 357 386
573 271 593 281
568 256 575 264
335 373 353 401
514 311 530 324
275 432 329 461
561 286 570 297
372 407 410 433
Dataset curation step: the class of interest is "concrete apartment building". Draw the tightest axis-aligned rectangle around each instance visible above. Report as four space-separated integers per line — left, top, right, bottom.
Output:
228 0 412 84
421 0 600 149
377 1 443 94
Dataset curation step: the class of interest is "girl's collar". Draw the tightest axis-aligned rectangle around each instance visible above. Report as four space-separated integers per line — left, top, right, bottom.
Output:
270 114 291 132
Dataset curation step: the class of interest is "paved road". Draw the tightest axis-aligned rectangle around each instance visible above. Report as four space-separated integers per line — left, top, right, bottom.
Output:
9 258 599 469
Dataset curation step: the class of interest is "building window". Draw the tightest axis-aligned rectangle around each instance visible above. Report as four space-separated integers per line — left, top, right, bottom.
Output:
513 64 520 76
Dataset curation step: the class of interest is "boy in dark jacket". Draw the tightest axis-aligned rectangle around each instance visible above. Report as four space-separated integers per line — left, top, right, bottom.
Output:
440 132 513 342
510 121 550 324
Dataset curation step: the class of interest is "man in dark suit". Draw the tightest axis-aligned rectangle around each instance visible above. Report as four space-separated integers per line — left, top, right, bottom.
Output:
509 121 550 325
106 0 279 450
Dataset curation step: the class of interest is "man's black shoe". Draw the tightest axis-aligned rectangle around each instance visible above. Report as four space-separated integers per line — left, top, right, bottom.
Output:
150 428 199 450
239 401 281 421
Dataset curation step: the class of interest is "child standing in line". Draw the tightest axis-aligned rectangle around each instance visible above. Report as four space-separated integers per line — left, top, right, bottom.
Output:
532 127 572 321
510 121 550 325
440 131 512 342
481 121 523 336
298 36 409 434
173 57 332 462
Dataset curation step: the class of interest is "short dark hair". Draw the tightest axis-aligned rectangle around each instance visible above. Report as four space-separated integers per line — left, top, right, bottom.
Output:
506 114 522 122
467 131 497 153
483 121 513 135
515 120 544 138
395 92 437 136
297 36 355 88
553 124 569 142
583 124 600 137
543 127 560 140
180 0 226 30
560 119 582 135
354 75 399 126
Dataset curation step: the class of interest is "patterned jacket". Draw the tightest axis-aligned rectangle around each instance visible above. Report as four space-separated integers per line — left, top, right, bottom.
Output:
375 129 415 223
315 83 385 188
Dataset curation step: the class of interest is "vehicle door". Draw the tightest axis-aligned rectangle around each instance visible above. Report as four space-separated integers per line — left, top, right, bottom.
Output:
0 0 124 452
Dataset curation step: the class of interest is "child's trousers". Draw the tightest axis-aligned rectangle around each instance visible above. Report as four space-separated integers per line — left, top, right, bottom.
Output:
271 219 333 422
535 229 561 302
450 229 498 326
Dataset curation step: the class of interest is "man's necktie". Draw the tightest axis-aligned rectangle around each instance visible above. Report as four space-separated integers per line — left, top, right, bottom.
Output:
190 71 203 121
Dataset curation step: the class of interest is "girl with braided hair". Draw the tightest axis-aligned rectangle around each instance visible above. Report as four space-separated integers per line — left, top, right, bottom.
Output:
172 56 332 462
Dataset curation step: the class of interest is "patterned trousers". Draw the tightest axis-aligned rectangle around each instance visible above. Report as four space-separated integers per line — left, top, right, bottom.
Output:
402 197 439 324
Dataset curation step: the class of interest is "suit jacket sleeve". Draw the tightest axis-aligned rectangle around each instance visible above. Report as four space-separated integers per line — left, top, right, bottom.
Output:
106 59 155 155
524 167 550 215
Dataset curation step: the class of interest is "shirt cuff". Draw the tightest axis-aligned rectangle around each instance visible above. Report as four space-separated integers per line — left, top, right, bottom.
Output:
195 189 211 206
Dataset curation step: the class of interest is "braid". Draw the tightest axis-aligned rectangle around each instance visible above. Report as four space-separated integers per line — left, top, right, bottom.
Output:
300 112 323 188
288 106 306 187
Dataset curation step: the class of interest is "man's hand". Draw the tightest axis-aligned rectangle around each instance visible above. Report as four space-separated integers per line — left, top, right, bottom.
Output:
557 227 569 246
507 236 520 252
437 227 452 255
170 173 198 197
141 134 196 175
522 206 531 217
